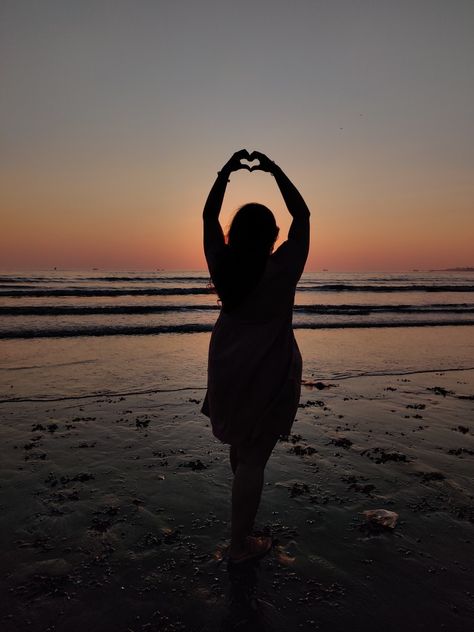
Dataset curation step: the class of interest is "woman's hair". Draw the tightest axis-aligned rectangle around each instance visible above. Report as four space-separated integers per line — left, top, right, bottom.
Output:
212 203 279 312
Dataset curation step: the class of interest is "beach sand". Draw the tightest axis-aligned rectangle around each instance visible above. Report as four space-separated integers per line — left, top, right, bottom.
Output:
0 362 473 631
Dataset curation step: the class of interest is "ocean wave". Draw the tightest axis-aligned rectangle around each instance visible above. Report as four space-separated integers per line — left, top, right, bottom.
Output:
1 283 474 298
0 275 209 284
1 303 472 316
1 320 473 339
0 304 218 315
296 303 474 314
0 287 214 297
298 284 474 292
87 275 210 282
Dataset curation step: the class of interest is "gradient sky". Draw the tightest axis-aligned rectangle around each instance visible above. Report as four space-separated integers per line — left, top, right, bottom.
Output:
1 0 473 271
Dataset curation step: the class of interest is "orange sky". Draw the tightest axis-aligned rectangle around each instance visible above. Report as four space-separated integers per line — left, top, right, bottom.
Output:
1 2 473 271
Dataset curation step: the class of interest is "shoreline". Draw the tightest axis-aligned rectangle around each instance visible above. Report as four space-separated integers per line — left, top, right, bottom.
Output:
1 319 474 340
1 363 474 405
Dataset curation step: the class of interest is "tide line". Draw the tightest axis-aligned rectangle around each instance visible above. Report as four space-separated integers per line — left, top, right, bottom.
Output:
1 366 472 405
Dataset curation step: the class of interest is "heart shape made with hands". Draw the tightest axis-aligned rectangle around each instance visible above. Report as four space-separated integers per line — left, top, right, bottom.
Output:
239 157 261 171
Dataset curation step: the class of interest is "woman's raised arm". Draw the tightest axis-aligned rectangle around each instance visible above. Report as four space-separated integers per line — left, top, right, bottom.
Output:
203 150 251 259
250 151 310 257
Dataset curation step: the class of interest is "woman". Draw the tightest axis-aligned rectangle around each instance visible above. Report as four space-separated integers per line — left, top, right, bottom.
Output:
201 149 310 564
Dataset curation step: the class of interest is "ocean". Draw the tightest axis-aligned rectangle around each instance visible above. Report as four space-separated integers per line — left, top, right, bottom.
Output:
1 270 474 338
1 269 473 403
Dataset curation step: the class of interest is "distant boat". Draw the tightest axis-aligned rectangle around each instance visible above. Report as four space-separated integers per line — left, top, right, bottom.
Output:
322 268 329 272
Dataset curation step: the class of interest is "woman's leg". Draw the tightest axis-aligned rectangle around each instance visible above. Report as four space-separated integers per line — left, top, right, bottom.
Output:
229 444 239 475
230 433 279 558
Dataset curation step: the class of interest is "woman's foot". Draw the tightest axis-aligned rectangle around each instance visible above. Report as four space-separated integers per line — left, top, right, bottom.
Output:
229 535 272 565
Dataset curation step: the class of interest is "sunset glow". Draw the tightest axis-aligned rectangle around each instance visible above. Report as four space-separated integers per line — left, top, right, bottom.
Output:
1 1 473 271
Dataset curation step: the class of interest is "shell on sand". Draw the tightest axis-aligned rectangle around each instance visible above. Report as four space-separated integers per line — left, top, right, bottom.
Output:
362 509 399 529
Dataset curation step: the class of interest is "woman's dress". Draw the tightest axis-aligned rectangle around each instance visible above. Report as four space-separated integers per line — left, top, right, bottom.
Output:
201 238 307 445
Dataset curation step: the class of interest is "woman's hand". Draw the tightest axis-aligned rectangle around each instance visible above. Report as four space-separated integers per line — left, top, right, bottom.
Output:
218 149 279 179
219 149 252 177
204 149 251 223
248 150 278 174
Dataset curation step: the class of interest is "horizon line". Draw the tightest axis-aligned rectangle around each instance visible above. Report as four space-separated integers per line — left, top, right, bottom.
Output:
1 266 473 274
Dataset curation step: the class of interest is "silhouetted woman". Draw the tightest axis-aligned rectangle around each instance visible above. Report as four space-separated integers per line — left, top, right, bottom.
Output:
201 149 310 564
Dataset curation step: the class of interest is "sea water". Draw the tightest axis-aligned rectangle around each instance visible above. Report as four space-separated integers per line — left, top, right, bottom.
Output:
1 270 473 400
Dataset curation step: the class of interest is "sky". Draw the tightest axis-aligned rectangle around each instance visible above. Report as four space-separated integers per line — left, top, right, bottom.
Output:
1 0 473 271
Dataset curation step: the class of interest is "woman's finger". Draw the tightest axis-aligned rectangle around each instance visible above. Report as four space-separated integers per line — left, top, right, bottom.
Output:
223 149 252 173
248 152 275 173
233 148 250 161
248 150 267 161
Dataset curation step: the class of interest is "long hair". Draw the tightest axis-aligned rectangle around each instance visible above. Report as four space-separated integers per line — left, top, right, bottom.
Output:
212 203 279 312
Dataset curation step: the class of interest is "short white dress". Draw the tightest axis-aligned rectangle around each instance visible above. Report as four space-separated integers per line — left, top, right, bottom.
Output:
201 238 307 445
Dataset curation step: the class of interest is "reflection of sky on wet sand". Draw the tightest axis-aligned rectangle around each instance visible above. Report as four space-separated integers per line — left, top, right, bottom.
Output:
0 339 473 628
1 326 472 401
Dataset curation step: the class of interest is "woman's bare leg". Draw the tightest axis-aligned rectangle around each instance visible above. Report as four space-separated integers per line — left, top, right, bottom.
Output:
229 444 238 475
229 434 278 558
230 462 265 555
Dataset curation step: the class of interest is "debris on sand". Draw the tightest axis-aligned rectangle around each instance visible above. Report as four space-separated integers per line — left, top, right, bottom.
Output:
44 471 95 487
289 444 317 456
362 509 399 529
360 447 409 464
180 459 207 471
447 448 474 457
428 386 454 397
453 425 469 434
342 475 376 495
330 437 353 449
289 482 310 498
135 417 150 428
298 399 325 409
301 380 338 390
414 471 445 482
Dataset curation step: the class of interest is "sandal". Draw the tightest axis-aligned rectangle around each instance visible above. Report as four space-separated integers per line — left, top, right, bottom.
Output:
228 535 272 566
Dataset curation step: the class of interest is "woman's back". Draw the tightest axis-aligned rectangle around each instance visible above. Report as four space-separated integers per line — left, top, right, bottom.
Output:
213 237 306 324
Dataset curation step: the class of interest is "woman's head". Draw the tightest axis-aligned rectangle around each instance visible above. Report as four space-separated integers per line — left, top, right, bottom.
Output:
227 203 279 255
212 203 279 312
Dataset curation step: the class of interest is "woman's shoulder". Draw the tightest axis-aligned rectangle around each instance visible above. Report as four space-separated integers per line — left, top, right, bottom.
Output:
269 239 307 285
271 239 303 264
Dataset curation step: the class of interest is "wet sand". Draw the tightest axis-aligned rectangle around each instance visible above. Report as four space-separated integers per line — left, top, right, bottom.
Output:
0 369 473 631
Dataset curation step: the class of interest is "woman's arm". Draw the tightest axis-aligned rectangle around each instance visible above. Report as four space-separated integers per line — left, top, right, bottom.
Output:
203 149 251 260
251 151 310 256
